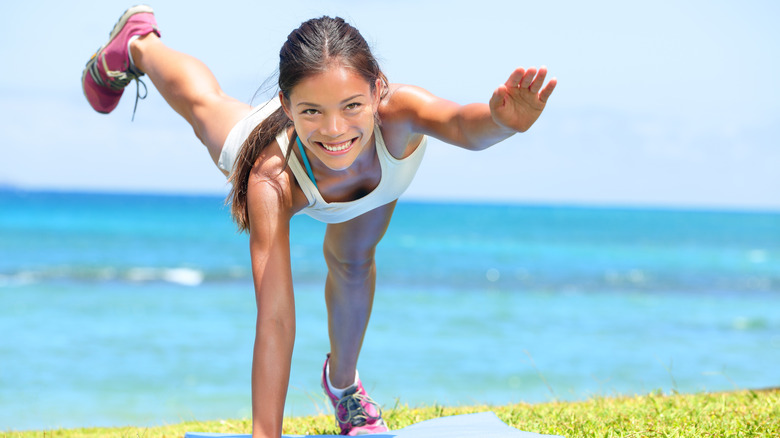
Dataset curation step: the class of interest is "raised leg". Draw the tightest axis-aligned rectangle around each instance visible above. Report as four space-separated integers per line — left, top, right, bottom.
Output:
130 33 251 168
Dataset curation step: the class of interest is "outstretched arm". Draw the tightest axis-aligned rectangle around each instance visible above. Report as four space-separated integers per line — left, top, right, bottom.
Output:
391 67 556 151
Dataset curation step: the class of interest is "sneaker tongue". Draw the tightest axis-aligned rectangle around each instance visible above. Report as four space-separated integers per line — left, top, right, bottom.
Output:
342 386 359 397
339 387 368 426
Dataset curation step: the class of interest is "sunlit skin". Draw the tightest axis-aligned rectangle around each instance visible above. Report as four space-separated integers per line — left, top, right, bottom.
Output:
280 66 381 174
277 67 386 204
129 30 557 438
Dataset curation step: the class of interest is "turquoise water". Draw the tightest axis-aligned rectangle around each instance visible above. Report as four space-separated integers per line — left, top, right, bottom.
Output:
1 190 779 431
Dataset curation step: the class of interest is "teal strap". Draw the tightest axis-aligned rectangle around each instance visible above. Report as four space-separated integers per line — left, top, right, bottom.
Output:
296 136 318 189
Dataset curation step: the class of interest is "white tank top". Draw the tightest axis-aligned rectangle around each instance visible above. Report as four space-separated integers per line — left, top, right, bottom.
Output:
219 97 427 224
276 126 427 224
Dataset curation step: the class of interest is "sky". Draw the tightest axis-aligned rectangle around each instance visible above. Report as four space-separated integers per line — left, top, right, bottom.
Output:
1 0 779 210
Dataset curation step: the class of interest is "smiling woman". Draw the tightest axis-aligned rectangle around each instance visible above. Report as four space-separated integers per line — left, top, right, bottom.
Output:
287 68 378 165
270 66 387 201
80 6 555 438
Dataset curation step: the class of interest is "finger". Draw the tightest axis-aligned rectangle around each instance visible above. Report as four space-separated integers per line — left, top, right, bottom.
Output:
505 67 526 88
518 67 538 90
539 77 557 103
528 66 548 94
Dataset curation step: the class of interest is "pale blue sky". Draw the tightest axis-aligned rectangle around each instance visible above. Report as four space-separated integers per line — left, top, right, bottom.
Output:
1 0 778 210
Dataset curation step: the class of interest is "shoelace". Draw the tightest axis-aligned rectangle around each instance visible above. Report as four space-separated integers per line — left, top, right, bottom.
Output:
87 52 148 121
335 391 383 426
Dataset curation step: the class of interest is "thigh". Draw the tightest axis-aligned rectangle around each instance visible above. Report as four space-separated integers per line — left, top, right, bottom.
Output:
193 93 253 167
323 200 397 265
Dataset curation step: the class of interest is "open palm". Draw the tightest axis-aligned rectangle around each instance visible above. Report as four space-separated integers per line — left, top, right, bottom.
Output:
490 66 557 133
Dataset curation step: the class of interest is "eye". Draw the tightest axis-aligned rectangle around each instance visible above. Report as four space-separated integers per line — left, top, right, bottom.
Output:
301 108 319 116
345 102 362 111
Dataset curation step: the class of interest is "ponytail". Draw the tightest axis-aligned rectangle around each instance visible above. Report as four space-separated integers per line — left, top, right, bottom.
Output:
227 106 293 232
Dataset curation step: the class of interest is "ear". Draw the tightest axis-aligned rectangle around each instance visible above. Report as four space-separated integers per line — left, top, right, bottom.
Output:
279 91 293 120
372 78 382 108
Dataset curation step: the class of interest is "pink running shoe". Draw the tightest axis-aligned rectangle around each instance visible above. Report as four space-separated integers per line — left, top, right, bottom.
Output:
81 5 160 115
321 354 388 436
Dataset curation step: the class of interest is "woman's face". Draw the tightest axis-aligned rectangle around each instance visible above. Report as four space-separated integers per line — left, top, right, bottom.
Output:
281 65 380 171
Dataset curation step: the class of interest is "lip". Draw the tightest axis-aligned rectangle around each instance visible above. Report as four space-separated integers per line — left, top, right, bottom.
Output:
314 137 358 156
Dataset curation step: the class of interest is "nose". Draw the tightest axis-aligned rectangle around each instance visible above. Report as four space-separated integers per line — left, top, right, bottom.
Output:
320 113 347 137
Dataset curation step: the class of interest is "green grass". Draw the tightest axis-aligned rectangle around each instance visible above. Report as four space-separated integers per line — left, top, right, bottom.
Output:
4 389 778 437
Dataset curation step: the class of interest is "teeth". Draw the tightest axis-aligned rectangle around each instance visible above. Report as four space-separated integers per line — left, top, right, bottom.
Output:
320 139 353 152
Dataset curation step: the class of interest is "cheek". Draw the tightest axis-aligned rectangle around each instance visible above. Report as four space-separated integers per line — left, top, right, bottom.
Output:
356 107 377 129
292 118 316 137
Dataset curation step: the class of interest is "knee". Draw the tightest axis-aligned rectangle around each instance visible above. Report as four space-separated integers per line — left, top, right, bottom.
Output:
323 245 375 282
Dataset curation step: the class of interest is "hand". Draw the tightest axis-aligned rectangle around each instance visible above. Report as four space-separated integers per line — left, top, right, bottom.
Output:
489 66 557 133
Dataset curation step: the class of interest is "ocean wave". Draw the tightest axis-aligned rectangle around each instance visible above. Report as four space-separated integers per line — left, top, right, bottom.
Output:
0 266 251 288
730 316 770 331
125 267 205 286
1 265 777 294
377 267 780 294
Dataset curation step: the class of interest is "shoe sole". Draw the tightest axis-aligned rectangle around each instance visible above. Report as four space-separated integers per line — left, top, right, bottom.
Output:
81 4 155 113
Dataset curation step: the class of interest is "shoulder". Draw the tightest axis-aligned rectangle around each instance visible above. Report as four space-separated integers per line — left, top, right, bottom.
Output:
380 83 436 120
376 85 433 157
380 83 460 131
378 83 461 154
379 83 447 134
245 138 305 225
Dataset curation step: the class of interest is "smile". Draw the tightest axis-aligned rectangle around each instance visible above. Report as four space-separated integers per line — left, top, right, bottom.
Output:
316 138 357 154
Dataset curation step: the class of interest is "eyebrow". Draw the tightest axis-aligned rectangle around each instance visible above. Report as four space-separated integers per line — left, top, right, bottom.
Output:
296 94 365 108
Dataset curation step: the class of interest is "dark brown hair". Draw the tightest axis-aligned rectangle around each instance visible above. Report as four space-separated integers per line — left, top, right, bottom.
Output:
228 16 389 232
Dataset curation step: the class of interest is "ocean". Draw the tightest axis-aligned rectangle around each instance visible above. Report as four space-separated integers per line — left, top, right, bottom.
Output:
1 190 778 431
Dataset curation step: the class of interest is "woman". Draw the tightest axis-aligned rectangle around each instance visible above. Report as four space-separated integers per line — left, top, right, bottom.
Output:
82 5 557 437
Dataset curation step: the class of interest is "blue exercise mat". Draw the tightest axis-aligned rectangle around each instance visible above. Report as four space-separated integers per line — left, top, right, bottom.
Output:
184 411 564 437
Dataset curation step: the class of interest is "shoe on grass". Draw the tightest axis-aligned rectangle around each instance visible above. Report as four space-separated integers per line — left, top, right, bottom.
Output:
321 354 388 436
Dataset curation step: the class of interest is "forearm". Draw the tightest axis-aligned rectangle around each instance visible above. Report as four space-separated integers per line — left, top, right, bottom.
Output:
247 221 296 437
394 69 555 152
454 103 517 151
251 312 295 438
